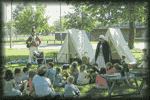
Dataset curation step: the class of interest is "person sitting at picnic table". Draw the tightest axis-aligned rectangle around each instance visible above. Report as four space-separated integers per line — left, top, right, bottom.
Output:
95 67 107 89
106 62 115 74
138 48 148 68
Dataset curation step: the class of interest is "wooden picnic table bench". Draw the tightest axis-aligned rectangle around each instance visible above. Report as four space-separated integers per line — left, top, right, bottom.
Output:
100 72 147 98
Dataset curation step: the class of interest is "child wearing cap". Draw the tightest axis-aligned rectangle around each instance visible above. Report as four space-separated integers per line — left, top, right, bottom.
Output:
120 54 126 65
64 76 81 98
45 62 56 84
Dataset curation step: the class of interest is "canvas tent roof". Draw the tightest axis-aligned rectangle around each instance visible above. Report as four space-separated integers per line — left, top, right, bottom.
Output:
105 28 137 64
56 28 95 63
91 28 137 64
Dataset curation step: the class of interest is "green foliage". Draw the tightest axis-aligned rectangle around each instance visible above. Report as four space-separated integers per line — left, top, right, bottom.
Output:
53 16 67 31
13 2 50 35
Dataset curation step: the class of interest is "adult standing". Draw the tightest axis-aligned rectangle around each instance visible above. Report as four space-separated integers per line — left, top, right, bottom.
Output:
95 35 112 70
26 27 41 63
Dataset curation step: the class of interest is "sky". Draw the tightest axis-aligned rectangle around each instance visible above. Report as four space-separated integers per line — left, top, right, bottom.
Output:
3 2 75 26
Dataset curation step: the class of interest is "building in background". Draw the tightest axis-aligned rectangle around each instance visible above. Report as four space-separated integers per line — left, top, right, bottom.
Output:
90 25 147 42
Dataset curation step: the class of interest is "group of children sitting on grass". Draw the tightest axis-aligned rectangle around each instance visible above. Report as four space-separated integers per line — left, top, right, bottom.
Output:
3 48 147 98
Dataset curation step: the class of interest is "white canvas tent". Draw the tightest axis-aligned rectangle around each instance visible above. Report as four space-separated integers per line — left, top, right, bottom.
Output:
91 28 137 64
56 28 95 64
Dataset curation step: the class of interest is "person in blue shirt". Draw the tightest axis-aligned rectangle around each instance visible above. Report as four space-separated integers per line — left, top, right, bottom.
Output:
53 67 67 88
46 62 56 84
64 76 81 98
32 68 62 97
21 67 29 81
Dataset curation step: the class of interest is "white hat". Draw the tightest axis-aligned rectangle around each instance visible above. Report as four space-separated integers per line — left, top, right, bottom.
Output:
99 35 105 40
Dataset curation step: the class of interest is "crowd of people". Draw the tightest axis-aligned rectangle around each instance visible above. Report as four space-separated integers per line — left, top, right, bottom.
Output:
3 30 148 98
3 47 147 98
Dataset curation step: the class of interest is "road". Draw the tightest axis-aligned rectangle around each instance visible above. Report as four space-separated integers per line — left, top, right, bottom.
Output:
3 43 147 50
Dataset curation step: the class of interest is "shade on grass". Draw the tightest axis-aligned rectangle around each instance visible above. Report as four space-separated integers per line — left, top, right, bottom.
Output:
3 48 147 98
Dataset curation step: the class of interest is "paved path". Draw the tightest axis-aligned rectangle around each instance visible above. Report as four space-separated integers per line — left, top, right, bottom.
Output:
3 43 147 50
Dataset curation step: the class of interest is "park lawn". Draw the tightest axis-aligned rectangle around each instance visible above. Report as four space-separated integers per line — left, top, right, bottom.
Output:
3 48 147 98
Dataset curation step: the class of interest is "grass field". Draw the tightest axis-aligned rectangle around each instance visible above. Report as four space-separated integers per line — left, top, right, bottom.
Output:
3 48 147 98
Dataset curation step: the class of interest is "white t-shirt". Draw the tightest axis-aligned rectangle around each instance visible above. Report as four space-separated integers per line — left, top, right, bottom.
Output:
32 75 56 96
77 71 87 82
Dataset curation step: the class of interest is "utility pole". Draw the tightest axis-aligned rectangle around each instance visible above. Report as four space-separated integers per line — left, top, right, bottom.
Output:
60 2 62 44
10 1 12 48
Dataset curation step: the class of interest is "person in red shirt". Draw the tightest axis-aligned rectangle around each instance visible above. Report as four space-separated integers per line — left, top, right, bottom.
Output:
95 68 107 89
26 27 41 64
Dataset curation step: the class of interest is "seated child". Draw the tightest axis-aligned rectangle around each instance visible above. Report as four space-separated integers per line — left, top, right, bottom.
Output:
64 76 81 98
27 63 32 71
21 67 29 82
53 67 67 88
70 61 79 84
61 65 69 80
120 54 126 65
138 48 148 68
114 63 125 86
4 69 22 96
106 62 115 74
122 63 133 82
77 64 90 85
89 70 97 84
27 70 36 96
14 68 28 92
32 68 62 97
46 62 56 84
95 68 107 89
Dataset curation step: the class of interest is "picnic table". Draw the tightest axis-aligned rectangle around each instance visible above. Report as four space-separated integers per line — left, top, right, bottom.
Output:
100 71 147 97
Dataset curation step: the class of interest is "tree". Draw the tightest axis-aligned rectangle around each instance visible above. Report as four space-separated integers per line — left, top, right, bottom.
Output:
63 5 97 32
13 2 50 35
53 16 67 32
66 1 148 49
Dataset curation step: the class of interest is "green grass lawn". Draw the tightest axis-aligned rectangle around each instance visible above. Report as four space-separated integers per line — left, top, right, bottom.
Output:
3 48 147 98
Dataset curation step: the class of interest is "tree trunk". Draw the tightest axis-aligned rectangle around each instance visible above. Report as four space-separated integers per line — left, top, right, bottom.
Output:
128 20 136 49
128 5 136 50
